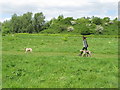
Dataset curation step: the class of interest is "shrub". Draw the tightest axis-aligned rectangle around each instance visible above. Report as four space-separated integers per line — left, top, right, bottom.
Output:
67 26 74 32
95 25 104 34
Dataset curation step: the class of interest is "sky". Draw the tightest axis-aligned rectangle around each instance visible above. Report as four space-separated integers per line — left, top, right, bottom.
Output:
0 0 119 22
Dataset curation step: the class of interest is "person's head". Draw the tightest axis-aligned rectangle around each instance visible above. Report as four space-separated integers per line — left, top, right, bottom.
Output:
83 36 87 39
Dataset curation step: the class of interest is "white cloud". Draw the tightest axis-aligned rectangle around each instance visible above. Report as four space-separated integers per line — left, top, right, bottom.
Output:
0 17 11 22
0 0 118 22
99 0 119 3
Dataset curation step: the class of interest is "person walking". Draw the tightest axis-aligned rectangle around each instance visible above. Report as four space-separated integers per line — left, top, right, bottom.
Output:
79 36 88 56
82 36 88 50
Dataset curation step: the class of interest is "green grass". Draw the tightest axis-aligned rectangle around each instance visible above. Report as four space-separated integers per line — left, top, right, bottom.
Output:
0 32 2 89
2 34 118 88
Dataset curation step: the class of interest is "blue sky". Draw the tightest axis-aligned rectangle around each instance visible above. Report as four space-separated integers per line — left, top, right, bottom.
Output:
0 0 118 22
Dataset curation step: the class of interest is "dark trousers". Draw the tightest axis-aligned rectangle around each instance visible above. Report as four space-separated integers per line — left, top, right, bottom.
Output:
82 47 88 50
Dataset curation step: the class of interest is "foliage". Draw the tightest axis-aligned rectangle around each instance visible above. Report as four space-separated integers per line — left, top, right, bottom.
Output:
1 12 118 35
67 26 74 32
103 17 110 22
95 25 104 34
33 12 45 33
2 12 45 34
91 17 102 25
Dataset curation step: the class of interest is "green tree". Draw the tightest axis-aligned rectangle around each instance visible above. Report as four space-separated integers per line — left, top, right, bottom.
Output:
2 20 12 34
80 25 91 35
42 21 51 30
76 17 89 24
27 24 34 33
21 12 33 33
11 14 23 33
92 17 102 25
0 22 1 32
62 17 74 25
103 17 110 22
57 15 64 21
33 12 45 33
11 14 19 33
118 21 120 35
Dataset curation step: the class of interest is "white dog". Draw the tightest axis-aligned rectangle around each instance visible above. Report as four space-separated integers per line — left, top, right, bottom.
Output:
83 50 91 57
79 50 91 57
25 48 32 53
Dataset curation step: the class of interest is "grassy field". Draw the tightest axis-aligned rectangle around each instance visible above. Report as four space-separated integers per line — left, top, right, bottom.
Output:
0 32 2 89
2 34 118 88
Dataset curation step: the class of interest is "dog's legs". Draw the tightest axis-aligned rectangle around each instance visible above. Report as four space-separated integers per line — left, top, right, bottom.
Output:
86 54 88 57
82 51 86 57
89 53 91 57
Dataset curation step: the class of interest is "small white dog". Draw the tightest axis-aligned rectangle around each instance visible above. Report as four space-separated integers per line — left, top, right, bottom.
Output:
83 50 91 57
25 48 32 53
79 50 91 57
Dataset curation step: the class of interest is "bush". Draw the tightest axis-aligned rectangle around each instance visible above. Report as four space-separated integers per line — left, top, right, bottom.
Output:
95 25 104 34
80 24 92 35
67 26 74 32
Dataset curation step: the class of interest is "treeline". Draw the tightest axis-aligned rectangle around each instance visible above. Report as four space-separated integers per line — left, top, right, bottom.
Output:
1 12 119 35
1 12 45 34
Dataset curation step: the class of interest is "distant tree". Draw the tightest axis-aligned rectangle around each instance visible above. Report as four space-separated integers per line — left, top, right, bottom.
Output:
118 21 120 35
27 24 34 33
76 17 89 24
113 17 118 21
21 12 33 33
11 14 19 33
2 20 12 34
42 21 51 30
103 17 110 22
62 17 74 25
0 22 1 32
80 24 91 35
57 15 64 21
92 17 102 25
1 13 118 35
86 17 91 19
59 25 67 32
10 14 24 33
33 12 45 33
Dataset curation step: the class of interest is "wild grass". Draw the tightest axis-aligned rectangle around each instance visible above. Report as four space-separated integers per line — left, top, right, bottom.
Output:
2 34 118 88
0 32 2 89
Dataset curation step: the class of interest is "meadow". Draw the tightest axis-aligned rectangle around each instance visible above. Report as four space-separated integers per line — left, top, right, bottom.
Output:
2 33 118 88
0 32 2 89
